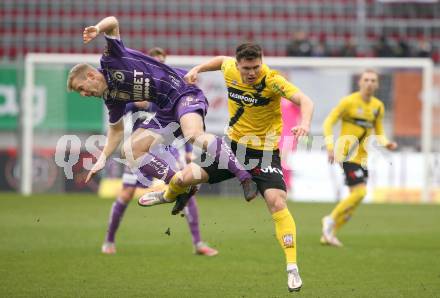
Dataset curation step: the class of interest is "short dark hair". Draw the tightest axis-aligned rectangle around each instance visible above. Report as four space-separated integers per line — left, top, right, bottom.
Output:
235 43 262 61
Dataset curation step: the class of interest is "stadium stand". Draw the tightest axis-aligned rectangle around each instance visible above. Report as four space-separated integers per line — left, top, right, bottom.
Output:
1 0 439 61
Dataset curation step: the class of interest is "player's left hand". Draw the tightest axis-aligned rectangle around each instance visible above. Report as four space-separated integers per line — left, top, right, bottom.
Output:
85 154 107 183
386 141 398 151
184 68 199 85
83 26 100 44
291 124 309 140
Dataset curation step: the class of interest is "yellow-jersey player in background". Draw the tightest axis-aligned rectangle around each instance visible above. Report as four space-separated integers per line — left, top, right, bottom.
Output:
321 69 398 247
166 43 314 292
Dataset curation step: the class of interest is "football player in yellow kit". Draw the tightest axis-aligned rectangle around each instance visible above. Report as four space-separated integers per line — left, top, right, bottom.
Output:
321 69 398 247
179 43 313 292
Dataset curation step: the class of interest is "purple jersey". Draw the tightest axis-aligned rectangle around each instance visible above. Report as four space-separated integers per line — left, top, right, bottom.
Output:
122 101 189 189
123 102 157 115
123 102 157 132
100 35 198 124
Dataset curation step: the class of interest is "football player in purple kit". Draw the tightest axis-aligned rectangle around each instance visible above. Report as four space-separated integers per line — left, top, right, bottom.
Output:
101 48 218 257
66 16 257 204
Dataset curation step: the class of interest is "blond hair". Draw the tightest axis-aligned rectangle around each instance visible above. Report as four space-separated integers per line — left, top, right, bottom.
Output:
66 63 95 91
148 47 166 58
360 68 379 79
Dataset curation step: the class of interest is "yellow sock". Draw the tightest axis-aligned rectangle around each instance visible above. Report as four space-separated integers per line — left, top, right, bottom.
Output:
272 208 297 264
163 173 189 202
331 185 366 230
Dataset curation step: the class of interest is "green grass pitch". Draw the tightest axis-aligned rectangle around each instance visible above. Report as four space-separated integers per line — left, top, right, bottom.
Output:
0 193 439 297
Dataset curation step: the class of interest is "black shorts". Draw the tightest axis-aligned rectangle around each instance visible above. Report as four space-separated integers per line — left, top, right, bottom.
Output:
199 140 286 196
342 162 368 186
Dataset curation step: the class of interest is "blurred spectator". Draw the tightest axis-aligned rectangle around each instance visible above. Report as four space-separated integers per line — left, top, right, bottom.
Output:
339 39 357 57
312 37 330 57
396 39 411 57
374 35 395 57
416 39 432 58
286 31 313 57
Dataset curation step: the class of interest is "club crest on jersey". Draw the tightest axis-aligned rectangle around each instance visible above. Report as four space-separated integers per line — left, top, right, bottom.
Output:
109 89 118 99
373 108 380 117
253 76 266 93
112 71 125 82
283 234 294 248
253 83 264 93
357 107 363 115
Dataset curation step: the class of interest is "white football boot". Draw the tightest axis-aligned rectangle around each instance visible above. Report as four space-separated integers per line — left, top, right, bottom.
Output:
101 241 116 254
320 215 343 247
287 268 302 292
138 190 171 207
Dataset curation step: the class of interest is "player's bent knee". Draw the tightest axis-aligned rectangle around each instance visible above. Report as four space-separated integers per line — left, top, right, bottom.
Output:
171 172 184 187
120 146 126 159
271 198 287 213
120 187 135 202
264 189 288 213
121 144 135 167
122 139 147 162
176 169 193 188
351 184 367 198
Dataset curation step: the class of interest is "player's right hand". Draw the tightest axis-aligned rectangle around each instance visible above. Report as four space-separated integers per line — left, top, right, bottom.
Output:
386 141 398 151
85 154 106 183
291 124 309 140
83 26 100 44
184 68 199 85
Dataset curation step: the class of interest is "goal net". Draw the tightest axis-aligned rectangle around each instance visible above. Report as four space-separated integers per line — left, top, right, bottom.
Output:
20 54 438 203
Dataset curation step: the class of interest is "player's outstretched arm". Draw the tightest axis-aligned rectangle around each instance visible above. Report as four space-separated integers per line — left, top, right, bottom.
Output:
322 99 348 163
289 91 314 140
85 120 124 183
83 16 120 44
323 111 338 164
184 56 230 84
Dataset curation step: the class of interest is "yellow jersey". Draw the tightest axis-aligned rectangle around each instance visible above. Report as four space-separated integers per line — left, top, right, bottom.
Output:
221 58 300 151
323 91 389 165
